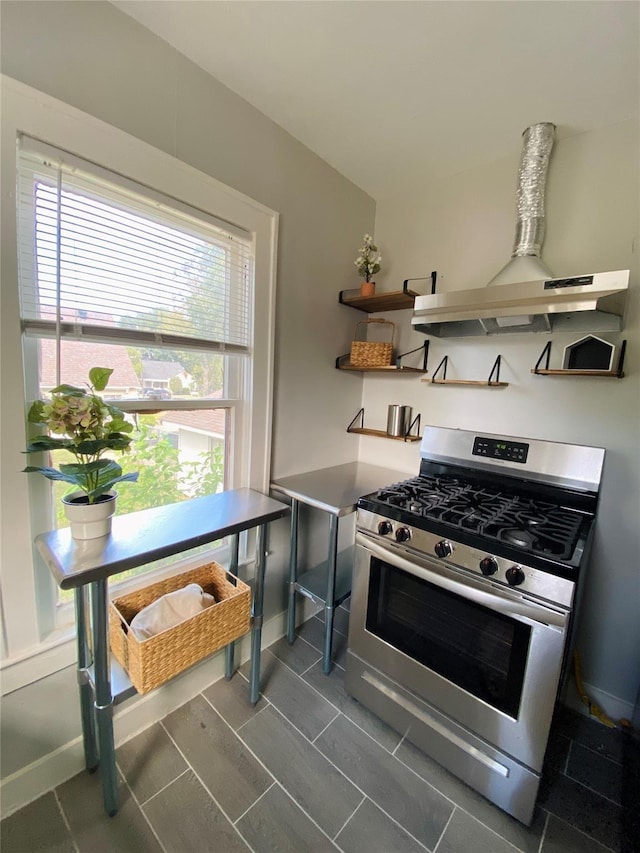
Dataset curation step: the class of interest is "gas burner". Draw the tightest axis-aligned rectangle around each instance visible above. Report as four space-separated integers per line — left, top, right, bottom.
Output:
502 528 537 550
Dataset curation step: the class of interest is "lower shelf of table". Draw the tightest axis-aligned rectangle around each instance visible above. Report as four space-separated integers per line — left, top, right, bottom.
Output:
293 547 354 607
90 658 137 705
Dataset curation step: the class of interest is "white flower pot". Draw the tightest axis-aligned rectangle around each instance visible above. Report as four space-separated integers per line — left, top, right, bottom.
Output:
62 491 117 540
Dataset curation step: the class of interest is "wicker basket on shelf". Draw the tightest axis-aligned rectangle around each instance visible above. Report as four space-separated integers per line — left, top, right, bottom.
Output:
350 318 395 367
109 562 251 694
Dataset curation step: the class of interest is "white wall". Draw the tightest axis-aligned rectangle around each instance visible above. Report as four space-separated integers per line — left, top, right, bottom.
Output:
0 0 372 813
360 120 640 713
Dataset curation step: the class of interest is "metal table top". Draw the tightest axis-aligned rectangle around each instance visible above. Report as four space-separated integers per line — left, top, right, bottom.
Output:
271 462 410 516
36 489 289 589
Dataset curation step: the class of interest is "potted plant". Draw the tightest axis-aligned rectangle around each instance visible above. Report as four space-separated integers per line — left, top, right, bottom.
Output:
354 234 382 297
23 367 139 539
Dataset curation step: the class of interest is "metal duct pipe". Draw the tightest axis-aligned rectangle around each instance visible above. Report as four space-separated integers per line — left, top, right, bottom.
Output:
488 122 556 288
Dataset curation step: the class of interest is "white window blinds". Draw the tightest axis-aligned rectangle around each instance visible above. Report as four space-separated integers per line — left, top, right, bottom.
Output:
17 136 253 355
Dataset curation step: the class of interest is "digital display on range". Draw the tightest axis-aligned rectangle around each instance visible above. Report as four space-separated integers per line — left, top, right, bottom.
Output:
472 437 529 463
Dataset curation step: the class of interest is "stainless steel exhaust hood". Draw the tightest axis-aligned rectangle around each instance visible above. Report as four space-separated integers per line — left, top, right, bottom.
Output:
411 122 630 337
412 270 630 337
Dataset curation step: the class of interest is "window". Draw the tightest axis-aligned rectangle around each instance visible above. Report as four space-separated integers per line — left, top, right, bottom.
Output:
17 138 258 604
1 78 277 677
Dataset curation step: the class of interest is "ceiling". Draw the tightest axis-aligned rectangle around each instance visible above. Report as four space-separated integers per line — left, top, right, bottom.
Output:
112 1 639 199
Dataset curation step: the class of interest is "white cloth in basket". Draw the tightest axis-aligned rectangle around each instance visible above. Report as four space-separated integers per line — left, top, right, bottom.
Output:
130 583 215 640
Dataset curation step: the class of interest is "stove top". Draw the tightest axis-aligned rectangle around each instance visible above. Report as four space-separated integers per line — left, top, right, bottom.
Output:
357 427 604 588
369 472 590 564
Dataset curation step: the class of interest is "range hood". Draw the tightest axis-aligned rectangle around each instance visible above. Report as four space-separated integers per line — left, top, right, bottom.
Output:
411 122 630 337
412 269 630 337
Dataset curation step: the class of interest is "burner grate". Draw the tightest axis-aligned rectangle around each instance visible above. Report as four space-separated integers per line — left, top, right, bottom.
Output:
371 475 585 561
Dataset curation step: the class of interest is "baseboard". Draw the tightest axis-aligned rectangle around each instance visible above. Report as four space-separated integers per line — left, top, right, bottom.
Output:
562 675 635 725
0 602 317 819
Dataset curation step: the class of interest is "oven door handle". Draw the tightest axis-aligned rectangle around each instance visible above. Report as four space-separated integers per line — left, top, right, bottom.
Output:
357 533 568 629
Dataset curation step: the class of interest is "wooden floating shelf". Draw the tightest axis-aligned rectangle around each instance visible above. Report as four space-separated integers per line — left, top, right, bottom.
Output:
347 427 421 442
428 379 508 387
531 369 623 378
336 341 429 374
339 362 427 374
338 274 436 314
338 289 419 313
532 340 626 379
423 354 508 387
347 408 422 442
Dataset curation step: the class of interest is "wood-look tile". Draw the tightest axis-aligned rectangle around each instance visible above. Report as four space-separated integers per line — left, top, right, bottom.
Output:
551 708 624 764
302 660 402 752
315 606 350 636
143 769 249 852
315 714 453 850
56 769 162 853
258 634 322 675
566 742 623 805
395 737 546 853
296 616 348 669
538 771 623 851
117 721 188 804
335 797 428 853
162 694 273 822
244 650 338 740
0 791 75 853
435 808 522 853
540 814 616 853
236 783 339 852
239 705 362 838
203 671 267 730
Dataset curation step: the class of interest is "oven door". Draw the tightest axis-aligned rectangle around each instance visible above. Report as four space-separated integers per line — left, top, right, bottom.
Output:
348 532 570 771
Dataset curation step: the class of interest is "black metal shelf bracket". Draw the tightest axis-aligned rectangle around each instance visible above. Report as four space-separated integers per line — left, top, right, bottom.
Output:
396 340 429 371
347 408 365 432
534 341 552 373
488 355 503 384
432 355 449 382
616 340 627 377
406 412 421 440
403 271 437 295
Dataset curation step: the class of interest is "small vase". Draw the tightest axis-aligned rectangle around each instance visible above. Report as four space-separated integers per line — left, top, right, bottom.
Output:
62 491 117 540
360 281 376 297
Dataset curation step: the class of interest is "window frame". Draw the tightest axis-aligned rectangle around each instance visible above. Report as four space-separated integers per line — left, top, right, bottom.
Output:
0 76 278 688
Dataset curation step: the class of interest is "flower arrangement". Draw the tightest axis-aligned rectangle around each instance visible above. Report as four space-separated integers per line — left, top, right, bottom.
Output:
23 367 139 504
354 234 382 283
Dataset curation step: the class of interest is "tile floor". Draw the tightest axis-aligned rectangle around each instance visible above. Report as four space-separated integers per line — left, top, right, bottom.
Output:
2 603 638 853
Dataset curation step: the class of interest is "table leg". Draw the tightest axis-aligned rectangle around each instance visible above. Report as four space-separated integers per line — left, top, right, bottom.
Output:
91 579 118 817
225 532 240 679
249 523 266 705
323 513 339 675
74 586 98 772
287 499 299 643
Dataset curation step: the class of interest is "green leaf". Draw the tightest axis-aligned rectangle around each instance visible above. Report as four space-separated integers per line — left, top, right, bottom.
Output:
49 383 86 395
24 436 74 453
27 401 47 424
86 472 139 502
59 459 116 476
89 367 113 392
23 465 87 486
74 435 132 455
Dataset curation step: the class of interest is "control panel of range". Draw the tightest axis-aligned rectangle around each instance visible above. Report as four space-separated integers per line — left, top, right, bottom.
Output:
363 510 574 608
472 436 529 464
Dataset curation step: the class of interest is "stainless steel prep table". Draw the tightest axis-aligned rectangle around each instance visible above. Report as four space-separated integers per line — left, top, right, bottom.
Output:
270 462 408 674
36 488 289 818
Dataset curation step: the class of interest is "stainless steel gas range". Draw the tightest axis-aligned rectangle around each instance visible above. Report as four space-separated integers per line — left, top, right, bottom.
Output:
345 426 604 825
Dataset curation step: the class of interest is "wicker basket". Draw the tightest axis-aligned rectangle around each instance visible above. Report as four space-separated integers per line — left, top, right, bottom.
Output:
109 562 251 694
350 318 395 367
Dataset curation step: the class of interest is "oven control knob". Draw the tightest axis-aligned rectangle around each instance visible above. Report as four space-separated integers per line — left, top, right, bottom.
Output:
378 520 393 536
434 539 453 558
506 566 526 587
395 527 412 543
479 556 498 576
